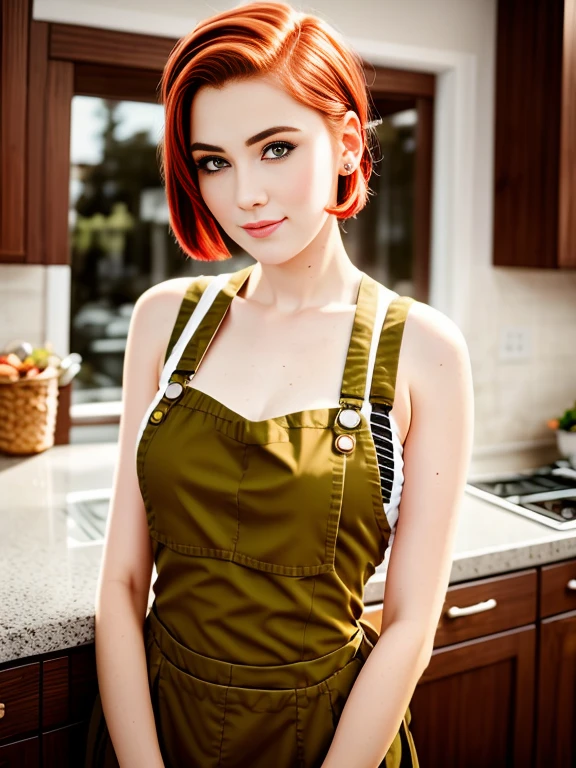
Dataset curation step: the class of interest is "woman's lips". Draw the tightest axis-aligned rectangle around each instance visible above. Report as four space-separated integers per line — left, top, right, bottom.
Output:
241 218 286 238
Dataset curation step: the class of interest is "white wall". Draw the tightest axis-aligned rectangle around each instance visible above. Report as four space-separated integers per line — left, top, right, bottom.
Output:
16 0 575 468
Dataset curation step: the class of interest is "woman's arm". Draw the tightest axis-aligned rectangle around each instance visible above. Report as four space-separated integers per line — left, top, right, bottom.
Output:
94 280 190 768
321 301 475 768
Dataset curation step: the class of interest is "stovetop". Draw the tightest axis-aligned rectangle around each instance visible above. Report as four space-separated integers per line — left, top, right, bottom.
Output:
466 459 576 530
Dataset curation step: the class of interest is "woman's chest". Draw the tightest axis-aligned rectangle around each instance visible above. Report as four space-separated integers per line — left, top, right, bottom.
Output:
173 303 360 422
156 291 412 444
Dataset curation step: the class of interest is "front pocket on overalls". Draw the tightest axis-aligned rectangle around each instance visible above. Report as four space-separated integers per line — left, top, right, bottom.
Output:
156 651 338 768
139 406 247 553
234 429 346 576
157 654 301 768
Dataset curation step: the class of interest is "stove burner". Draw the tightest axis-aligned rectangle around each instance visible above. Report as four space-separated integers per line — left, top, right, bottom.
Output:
466 460 576 530
521 497 576 522
474 473 576 498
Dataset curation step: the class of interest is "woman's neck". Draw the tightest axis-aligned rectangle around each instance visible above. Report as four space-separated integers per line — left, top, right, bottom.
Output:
241 217 363 314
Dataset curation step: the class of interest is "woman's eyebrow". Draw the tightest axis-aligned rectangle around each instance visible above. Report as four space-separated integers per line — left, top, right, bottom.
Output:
190 126 301 152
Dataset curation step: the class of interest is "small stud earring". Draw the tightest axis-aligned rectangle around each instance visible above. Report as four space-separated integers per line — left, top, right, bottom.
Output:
343 162 353 173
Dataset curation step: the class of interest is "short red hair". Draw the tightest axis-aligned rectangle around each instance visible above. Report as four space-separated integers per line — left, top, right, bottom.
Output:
159 1 378 261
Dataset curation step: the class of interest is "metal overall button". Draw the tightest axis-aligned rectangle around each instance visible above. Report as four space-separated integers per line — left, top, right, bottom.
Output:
334 433 356 454
164 381 184 400
337 407 362 430
149 409 165 425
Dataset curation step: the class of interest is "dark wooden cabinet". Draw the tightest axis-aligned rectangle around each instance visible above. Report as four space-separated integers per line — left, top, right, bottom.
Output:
493 0 576 269
431 569 537 647
0 644 97 768
539 558 576 618
411 626 536 768
0 735 40 767
42 721 91 767
362 558 576 767
410 570 538 766
0 663 40 744
0 0 30 262
535 559 576 767
535 612 576 767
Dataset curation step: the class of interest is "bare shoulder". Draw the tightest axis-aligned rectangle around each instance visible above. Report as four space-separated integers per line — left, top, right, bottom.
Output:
401 299 472 397
404 300 470 367
132 276 198 379
136 276 196 313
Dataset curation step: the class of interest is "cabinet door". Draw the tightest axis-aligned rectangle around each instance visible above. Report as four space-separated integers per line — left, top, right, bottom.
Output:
0 1 29 262
42 721 90 768
409 625 536 768
535 610 576 767
0 736 40 767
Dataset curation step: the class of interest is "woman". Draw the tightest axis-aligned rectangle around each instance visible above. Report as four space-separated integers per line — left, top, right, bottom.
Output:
85 3 474 767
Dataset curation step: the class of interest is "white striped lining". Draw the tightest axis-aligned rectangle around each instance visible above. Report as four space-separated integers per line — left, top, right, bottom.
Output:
369 407 405 578
361 285 405 579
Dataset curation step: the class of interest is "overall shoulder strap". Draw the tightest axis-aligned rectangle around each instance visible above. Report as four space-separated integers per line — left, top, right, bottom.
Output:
369 295 415 409
158 270 231 391
136 271 232 456
163 275 213 365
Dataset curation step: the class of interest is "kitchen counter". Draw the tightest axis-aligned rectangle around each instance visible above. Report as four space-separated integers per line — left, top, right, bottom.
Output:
1 443 576 665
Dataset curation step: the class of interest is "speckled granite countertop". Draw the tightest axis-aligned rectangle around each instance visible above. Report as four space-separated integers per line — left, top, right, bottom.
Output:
1 443 575 665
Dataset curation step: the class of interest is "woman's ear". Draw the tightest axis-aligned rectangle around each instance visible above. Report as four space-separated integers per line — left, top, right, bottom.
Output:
337 110 363 175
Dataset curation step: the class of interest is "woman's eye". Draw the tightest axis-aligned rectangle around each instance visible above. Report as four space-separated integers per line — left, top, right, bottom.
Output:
195 141 296 175
262 141 295 160
195 156 228 174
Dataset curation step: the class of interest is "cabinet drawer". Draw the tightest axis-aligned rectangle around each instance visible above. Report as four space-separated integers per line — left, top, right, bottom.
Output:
434 570 537 647
361 570 537 648
540 558 576 618
0 663 40 743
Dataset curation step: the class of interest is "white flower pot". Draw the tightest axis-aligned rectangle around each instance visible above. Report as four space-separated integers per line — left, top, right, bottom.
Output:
556 429 576 469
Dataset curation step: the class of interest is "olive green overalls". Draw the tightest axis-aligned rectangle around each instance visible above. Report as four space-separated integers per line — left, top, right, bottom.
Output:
85 264 418 768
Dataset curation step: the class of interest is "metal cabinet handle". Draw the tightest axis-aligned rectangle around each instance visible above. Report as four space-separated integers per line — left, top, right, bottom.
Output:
567 579 576 591
0 702 5 719
446 598 497 619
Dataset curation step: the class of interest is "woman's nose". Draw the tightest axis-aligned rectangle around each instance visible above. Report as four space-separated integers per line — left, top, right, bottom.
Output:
234 166 268 210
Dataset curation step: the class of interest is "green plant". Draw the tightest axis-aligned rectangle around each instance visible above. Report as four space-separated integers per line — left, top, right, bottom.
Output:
548 400 576 432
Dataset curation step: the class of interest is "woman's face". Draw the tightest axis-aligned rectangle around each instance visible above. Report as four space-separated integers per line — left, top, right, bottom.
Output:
189 76 342 265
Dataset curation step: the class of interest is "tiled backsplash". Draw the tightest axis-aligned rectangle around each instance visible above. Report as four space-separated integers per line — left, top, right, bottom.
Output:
0 265 46 348
1 262 575 462
468 266 576 453
0 264 71 360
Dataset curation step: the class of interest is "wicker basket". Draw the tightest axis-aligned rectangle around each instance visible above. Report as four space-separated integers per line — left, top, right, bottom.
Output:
0 367 60 455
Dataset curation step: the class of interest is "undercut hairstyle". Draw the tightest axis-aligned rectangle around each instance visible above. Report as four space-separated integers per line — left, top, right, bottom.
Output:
159 1 380 261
